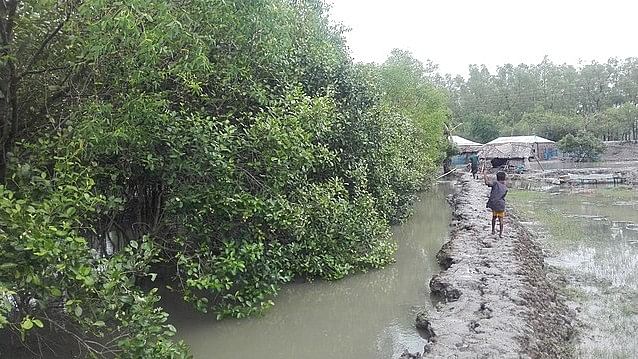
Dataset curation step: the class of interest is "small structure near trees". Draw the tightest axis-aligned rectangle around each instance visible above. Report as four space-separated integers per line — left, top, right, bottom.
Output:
484 136 557 160
450 135 483 166
479 142 534 169
479 135 557 170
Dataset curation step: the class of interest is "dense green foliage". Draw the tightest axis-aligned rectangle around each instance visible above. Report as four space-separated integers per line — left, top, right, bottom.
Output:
0 0 448 356
557 133 605 162
441 57 638 142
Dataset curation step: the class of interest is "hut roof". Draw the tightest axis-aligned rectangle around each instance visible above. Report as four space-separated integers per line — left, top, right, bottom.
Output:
451 135 482 146
486 135 554 145
479 142 534 159
451 135 483 153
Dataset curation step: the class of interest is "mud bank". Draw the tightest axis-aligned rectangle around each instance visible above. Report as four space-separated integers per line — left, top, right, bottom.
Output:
414 175 574 358
529 167 638 186
601 141 638 162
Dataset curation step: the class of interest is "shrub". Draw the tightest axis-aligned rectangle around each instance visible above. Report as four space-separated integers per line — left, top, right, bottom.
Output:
1 0 448 356
558 133 605 161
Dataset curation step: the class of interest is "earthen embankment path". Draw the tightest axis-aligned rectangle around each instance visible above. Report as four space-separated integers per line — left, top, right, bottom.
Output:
419 175 574 358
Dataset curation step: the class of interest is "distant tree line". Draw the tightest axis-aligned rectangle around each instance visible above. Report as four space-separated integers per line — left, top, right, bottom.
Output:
438 57 638 143
0 1 448 357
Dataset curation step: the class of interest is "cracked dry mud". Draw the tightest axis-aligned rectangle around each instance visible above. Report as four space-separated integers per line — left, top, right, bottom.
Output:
412 175 575 358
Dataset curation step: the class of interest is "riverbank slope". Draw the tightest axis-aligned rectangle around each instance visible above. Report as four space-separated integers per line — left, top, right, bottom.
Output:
420 175 574 358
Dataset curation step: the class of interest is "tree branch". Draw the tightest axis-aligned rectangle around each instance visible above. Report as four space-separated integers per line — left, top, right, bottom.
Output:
0 0 18 183
19 65 70 77
17 11 70 81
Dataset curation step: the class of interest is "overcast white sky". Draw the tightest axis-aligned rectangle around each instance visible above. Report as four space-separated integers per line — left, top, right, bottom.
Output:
326 0 638 77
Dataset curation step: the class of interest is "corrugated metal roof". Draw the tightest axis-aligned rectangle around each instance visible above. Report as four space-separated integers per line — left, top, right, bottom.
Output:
486 135 554 145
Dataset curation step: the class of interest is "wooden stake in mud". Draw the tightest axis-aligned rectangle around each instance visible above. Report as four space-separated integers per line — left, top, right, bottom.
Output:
535 157 545 172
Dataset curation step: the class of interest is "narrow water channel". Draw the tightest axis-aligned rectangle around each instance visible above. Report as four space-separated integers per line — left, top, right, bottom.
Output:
510 186 638 358
164 182 453 358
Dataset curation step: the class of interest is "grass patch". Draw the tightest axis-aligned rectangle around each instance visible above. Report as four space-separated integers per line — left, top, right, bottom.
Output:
508 189 547 202
596 187 638 202
509 190 587 244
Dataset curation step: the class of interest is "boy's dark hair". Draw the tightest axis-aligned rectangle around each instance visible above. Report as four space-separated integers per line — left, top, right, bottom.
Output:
496 171 506 181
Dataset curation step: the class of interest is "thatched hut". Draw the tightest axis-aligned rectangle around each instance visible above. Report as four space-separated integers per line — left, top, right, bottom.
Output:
451 135 483 153
450 135 483 166
479 142 534 169
485 136 556 159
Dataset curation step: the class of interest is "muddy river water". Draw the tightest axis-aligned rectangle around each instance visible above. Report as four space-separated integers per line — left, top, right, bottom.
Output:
164 183 453 358
510 186 638 358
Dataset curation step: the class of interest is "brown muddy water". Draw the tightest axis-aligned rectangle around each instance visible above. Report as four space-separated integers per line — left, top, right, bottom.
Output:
510 186 638 358
163 183 454 358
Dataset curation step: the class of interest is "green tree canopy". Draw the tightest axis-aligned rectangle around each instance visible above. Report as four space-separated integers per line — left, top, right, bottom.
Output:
444 57 638 142
558 133 605 162
0 1 449 357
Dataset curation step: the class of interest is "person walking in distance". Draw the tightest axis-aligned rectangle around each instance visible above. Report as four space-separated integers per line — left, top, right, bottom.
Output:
484 170 508 237
469 154 480 179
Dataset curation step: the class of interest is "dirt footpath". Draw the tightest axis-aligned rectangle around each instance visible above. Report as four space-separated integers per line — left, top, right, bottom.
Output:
414 175 574 358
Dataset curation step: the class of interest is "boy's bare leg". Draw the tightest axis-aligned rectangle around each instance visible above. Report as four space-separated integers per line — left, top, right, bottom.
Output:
491 216 496 235
498 217 503 238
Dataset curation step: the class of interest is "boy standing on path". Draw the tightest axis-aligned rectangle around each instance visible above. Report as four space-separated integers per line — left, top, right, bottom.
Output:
483 170 508 237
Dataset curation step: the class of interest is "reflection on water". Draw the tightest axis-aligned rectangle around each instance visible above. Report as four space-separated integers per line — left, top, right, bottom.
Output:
164 183 453 359
510 188 638 358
